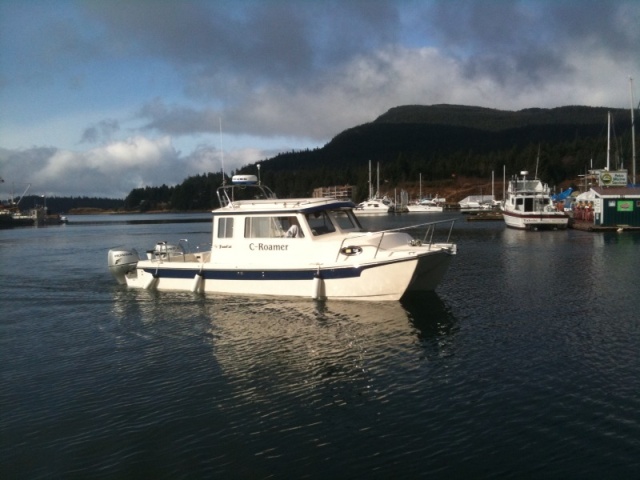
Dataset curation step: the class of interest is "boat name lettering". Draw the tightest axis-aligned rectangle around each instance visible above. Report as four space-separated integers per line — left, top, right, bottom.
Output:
249 243 289 251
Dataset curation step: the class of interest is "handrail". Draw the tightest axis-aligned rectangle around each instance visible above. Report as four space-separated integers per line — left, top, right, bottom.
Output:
216 183 277 208
335 218 456 261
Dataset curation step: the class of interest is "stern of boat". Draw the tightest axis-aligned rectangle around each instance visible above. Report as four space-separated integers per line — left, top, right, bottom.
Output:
107 248 140 284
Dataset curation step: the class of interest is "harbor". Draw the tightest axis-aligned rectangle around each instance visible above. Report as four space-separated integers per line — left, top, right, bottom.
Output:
2 212 639 478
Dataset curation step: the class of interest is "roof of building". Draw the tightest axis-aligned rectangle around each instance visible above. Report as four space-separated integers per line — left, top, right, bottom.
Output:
591 186 640 198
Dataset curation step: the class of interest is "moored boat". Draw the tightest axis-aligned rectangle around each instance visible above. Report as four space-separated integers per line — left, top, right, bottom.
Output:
500 171 569 230
406 198 444 213
458 195 496 213
355 160 394 215
355 196 393 214
406 174 444 213
108 175 457 301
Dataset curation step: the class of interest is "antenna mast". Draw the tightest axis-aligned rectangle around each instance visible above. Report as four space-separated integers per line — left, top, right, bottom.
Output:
219 118 225 185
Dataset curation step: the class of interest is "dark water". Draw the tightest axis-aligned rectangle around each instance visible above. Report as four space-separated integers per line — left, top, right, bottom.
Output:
1 213 639 479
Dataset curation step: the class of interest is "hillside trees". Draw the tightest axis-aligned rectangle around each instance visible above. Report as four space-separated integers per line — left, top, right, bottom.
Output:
118 105 637 207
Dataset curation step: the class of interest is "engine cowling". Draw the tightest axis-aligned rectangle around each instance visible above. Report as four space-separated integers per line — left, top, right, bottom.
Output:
108 249 139 284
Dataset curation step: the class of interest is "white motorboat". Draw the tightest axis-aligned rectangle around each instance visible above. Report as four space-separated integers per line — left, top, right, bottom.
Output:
355 196 393 214
500 171 568 230
407 198 444 213
458 195 496 213
108 175 457 301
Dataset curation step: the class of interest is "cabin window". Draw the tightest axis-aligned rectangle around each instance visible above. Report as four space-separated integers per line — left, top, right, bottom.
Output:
331 210 361 231
245 217 279 238
279 216 304 238
217 217 234 238
244 216 304 238
305 211 336 236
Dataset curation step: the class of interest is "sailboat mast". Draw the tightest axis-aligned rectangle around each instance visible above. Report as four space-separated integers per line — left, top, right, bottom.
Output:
630 77 637 185
606 111 611 171
376 162 380 198
491 170 494 200
368 160 372 199
502 165 506 201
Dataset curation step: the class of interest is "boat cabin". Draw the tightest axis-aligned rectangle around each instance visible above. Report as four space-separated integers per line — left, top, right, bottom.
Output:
506 178 553 213
211 175 366 264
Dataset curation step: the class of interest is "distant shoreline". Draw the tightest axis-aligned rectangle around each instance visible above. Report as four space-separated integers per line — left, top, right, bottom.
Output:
67 208 212 215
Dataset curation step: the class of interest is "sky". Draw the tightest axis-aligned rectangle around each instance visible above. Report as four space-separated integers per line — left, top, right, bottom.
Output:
1 0 639 199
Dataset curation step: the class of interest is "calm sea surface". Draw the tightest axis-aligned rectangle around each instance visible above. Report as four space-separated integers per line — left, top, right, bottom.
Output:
1 212 639 479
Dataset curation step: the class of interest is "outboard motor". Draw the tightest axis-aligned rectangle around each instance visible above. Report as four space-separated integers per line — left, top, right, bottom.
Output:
108 249 140 284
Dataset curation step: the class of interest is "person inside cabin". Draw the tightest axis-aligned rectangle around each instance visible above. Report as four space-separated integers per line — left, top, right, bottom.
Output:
285 217 302 238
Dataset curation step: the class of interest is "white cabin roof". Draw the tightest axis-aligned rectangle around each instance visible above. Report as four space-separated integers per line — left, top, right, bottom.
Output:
214 197 355 214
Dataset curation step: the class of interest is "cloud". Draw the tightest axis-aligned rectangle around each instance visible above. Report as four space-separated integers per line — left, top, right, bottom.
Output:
1 138 182 198
80 0 401 87
136 42 637 144
425 0 639 87
138 99 217 136
0 136 266 199
1 0 639 198
80 119 121 144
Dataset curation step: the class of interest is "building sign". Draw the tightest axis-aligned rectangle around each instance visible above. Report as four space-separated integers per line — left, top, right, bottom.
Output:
617 200 634 212
599 170 628 186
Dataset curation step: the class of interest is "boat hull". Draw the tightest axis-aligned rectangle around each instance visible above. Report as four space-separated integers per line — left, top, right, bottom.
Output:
502 210 569 230
122 247 455 301
406 205 443 213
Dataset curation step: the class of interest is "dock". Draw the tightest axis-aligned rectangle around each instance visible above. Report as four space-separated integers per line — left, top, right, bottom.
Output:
569 219 640 232
466 211 503 221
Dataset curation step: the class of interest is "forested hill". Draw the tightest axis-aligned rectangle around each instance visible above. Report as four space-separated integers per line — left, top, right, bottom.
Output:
124 104 635 210
372 104 622 130
254 104 633 195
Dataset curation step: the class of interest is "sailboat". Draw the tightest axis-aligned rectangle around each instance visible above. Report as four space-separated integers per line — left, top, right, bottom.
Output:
355 161 394 214
407 173 444 213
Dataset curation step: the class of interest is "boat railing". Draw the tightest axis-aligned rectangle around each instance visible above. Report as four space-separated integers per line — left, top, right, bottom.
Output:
216 182 277 208
148 240 212 263
336 218 456 261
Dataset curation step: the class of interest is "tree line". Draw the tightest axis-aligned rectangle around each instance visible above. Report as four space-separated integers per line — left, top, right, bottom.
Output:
12 104 635 212
129 104 637 210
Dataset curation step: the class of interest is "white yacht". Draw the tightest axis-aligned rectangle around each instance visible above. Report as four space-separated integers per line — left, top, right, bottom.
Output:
355 196 393 214
407 198 444 213
500 171 568 230
108 175 457 301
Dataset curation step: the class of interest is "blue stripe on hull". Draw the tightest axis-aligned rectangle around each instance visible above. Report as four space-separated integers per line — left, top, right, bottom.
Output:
142 266 365 281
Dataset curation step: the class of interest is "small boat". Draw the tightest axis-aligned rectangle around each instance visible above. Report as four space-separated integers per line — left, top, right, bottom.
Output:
108 175 457 301
458 195 496 213
407 174 444 213
355 160 393 214
407 198 444 213
355 196 393 214
500 171 569 230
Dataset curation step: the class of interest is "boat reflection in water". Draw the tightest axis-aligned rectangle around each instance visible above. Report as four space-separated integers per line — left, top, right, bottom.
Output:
109 289 458 399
